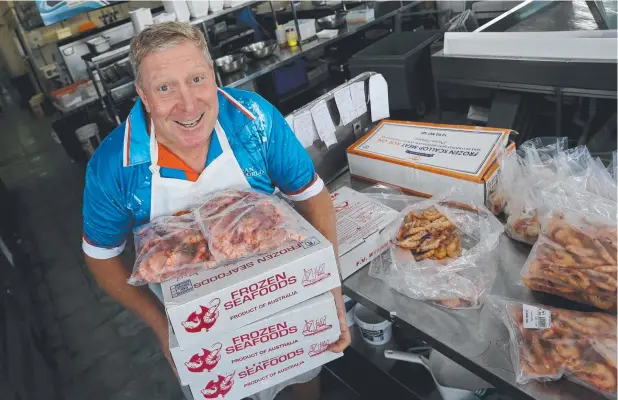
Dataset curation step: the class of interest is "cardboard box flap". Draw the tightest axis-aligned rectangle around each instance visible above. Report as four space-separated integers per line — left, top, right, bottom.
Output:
332 187 400 256
347 120 511 183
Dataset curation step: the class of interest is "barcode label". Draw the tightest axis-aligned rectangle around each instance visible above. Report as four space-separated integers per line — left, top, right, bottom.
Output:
170 279 193 299
523 305 551 329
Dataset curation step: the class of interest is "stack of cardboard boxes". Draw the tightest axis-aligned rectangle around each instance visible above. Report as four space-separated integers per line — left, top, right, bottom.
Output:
159 188 399 399
161 206 342 399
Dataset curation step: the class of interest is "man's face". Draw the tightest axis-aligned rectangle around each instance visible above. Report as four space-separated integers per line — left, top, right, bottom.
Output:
136 40 218 150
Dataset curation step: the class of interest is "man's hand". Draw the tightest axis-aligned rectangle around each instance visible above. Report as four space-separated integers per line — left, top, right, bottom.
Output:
328 287 351 353
154 323 179 377
295 188 350 352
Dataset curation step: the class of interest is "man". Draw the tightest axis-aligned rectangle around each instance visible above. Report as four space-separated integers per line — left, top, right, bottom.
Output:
82 22 350 400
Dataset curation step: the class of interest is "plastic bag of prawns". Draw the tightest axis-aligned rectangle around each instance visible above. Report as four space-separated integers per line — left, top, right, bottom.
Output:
128 189 306 285
488 295 617 397
370 188 504 309
129 213 215 285
520 188 617 312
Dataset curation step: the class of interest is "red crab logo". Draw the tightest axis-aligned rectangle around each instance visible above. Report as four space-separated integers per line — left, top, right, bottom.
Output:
308 340 330 357
185 342 223 373
301 263 331 287
182 298 221 333
201 371 235 399
302 316 333 336
334 200 349 212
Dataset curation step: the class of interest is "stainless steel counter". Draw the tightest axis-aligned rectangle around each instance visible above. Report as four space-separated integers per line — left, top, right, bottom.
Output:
326 174 606 400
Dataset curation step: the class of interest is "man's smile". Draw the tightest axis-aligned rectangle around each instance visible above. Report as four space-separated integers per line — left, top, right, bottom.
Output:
175 112 205 129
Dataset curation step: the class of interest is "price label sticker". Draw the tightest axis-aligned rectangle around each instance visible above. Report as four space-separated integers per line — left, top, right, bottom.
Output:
523 305 551 329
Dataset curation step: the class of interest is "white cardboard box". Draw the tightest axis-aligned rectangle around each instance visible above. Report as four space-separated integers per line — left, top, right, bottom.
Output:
170 292 340 386
188 333 341 400
347 121 512 204
331 187 399 279
162 217 341 350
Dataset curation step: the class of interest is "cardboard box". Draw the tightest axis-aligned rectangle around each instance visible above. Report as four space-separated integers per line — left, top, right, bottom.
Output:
347 121 512 204
331 187 399 279
170 293 340 386
188 333 341 400
162 216 341 349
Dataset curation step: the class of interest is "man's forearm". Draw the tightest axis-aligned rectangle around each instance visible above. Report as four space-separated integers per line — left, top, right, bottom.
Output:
295 187 339 258
85 254 168 337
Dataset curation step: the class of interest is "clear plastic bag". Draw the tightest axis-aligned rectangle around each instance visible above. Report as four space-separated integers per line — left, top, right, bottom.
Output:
565 157 617 202
520 195 617 311
129 189 306 285
369 189 503 309
360 184 424 212
129 214 215 285
370 249 497 309
488 295 617 397
502 141 598 245
196 189 305 262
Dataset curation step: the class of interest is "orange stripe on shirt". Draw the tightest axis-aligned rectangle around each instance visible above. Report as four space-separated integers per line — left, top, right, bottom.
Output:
285 173 319 196
124 119 131 167
218 89 256 120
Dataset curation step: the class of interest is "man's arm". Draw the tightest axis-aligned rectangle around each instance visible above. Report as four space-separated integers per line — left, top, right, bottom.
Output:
85 254 176 373
294 187 351 353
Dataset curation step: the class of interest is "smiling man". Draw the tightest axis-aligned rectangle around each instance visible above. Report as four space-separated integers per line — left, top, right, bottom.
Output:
82 22 349 400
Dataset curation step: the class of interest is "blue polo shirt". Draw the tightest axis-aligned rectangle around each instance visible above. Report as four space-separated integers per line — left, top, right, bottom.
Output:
82 88 323 259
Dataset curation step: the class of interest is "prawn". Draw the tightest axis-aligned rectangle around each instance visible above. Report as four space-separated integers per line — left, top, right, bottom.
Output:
565 245 596 258
568 362 616 393
524 336 556 375
583 293 617 311
584 269 617 293
543 268 590 290
593 239 616 264
549 248 576 268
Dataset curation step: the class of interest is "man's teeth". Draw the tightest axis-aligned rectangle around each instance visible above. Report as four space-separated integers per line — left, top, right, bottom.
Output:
176 114 202 127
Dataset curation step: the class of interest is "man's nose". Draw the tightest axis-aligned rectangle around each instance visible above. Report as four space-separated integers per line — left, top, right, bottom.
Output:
178 86 196 113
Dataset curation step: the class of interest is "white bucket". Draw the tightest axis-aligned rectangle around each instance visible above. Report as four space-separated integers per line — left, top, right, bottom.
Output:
76 123 101 158
354 303 392 346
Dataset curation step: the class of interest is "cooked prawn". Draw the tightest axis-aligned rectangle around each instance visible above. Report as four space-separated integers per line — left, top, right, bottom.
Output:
568 362 616 393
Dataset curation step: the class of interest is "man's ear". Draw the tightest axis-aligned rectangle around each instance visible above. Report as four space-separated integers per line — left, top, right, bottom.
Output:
135 83 151 113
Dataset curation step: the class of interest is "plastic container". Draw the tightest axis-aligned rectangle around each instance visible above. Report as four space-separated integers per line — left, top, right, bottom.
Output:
285 28 298 47
349 31 442 114
29 93 45 119
354 303 392 345
280 19 317 41
186 0 209 18
75 123 101 158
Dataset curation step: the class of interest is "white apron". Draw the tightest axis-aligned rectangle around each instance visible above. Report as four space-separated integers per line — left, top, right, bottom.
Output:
146 120 320 400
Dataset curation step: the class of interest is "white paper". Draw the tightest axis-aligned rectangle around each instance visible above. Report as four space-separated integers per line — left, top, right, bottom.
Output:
369 74 390 122
334 87 356 125
523 305 551 329
349 81 367 118
310 101 337 147
285 114 294 130
293 112 319 148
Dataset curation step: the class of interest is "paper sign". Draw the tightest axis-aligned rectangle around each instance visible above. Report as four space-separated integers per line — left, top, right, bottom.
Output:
334 87 356 125
369 74 390 122
285 114 295 130
310 101 337 147
523 305 551 329
350 81 367 118
293 111 319 148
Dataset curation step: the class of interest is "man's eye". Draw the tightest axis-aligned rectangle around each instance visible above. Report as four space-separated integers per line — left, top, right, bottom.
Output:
192 76 202 83
159 85 169 92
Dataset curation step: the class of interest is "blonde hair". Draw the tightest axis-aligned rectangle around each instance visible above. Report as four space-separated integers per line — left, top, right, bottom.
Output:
129 21 211 83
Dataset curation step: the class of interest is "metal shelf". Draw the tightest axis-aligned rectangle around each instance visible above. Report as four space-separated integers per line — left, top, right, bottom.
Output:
188 0 261 26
